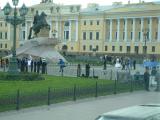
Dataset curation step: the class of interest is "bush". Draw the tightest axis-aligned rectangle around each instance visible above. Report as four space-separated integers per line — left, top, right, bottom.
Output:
0 72 45 81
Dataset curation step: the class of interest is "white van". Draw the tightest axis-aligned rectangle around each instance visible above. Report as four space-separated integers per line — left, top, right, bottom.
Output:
95 104 160 120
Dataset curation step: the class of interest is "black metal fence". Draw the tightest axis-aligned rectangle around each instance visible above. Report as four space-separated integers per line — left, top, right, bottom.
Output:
0 80 144 112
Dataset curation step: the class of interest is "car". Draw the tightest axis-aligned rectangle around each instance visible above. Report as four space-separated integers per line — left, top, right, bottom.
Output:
95 104 160 120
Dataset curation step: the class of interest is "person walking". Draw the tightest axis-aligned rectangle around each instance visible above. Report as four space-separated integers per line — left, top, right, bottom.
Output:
144 67 150 91
85 63 90 78
77 64 81 77
155 69 160 91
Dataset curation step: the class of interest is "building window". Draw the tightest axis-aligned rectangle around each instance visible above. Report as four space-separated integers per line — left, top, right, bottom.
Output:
115 32 117 40
139 32 141 40
5 32 7 39
143 46 147 54
90 21 93 25
120 46 122 52
64 31 69 40
0 44 2 48
139 20 141 24
124 20 125 25
112 46 115 52
90 32 93 40
84 21 86 25
71 47 74 50
148 19 150 24
0 32 2 39
5 23 7 27
83 32 86 40
22 23 25 27
127 46 131 53
5 44 7 48
0 23 2 27
96 32 99 40
23 31 25 39
83 45 86 51
97 20 99 25
123 32 125 40
105 46 108 51
131 32 133 40
131 20 133 25
89 45 92 51
152 46 155 52
96 45 99 51
155 32 158 40
147 32 149 40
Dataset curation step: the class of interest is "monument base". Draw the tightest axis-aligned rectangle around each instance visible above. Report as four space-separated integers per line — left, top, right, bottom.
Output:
37 27 50 38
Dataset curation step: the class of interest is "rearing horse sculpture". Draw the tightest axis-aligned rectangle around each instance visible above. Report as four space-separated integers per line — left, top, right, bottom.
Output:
28 11 50 39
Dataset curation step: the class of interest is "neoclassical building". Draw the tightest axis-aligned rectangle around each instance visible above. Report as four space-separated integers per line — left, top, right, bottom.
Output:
0 0 160 56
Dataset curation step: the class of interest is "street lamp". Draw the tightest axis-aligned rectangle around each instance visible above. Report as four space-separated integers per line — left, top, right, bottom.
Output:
3 0 28 74
142 28 149 58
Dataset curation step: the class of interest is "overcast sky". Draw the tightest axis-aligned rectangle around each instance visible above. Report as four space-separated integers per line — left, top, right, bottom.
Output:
0 0 160 8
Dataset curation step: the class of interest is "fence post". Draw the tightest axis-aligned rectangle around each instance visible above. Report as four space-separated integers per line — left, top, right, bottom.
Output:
93 68 95 78
95 81 98 97
114 79 117 94
130 76 133 92
16 89 20 110
73 84 76 101
110 70 112 80
48 87 51 105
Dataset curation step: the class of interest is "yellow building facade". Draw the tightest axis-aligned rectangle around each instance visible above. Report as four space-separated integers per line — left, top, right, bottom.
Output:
0 0 160 56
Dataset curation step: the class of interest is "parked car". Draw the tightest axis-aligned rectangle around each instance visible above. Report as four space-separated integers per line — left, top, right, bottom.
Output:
95 104 160 120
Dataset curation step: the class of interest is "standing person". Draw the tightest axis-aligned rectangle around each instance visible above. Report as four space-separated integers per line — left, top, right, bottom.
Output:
37 59 41 74
103 56 107 70
155 69 160 91
144 67 150 91
31 59 34 72
41 58 46 74
77 64 81 77
58 59 65 75
133 59 136 70
85 63 90 78
34 59 37 73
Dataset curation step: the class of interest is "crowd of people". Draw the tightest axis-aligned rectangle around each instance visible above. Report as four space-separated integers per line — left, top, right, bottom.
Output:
0 57 48 74
101 55 137 70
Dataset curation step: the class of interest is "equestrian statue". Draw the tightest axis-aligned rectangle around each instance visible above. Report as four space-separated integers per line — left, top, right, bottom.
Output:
28 11 50 39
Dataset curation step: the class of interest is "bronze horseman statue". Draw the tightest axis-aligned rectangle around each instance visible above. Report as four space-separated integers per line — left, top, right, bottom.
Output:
28 11 50 39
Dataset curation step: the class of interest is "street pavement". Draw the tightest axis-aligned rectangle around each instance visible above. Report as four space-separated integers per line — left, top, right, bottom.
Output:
0 91 160 120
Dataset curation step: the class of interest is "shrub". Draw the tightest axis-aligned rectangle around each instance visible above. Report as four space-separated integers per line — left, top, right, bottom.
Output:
0 72 45 81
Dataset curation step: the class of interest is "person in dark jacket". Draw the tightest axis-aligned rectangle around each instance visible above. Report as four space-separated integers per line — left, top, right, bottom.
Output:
85 63 90 78
144 67 150 91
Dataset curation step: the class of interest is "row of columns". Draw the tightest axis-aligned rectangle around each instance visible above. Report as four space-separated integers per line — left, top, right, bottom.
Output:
109 17 160 42
22 19 79 43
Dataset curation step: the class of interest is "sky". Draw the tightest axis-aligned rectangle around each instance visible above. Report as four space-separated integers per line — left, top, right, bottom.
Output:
0 0 160 9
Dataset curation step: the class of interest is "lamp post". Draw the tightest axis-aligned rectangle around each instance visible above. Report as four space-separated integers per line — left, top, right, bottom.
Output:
3 0 28 74
143 28 149 58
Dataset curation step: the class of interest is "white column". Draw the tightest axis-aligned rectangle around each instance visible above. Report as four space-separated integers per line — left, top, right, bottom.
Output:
25 21 28 41
76 19 78 42
49 19 52 38
56 19 59 39
149 17 152 42
109 19 112 42
69 20 72 41
125 18 128 42
141 18 144 42
117 19 120 42
132 18 136 41
158 17 160 41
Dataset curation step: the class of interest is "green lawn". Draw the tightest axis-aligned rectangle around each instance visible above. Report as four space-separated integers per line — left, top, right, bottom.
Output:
0 75 113 98
0 75 144 112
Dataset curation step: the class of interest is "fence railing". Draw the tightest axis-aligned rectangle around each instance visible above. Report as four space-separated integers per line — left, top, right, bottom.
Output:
0 80 144 112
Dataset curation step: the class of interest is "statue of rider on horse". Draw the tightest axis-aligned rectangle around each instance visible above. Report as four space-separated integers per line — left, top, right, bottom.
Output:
28 11 50 39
